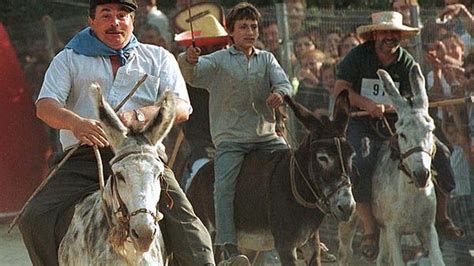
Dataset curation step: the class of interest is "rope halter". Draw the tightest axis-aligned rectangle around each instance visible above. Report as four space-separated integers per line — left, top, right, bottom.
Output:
290 136 352 216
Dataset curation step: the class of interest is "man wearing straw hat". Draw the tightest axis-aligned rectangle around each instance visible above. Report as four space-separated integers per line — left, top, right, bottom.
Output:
334 11 463 260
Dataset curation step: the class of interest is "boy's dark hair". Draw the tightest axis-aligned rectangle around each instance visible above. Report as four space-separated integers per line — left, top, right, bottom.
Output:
226 2 261 33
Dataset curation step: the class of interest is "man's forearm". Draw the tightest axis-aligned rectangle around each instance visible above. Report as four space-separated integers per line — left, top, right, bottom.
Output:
122 98 190 128
36 98 81 131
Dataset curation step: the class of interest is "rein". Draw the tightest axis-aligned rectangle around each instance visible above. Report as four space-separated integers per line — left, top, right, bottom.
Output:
103 148 167 248
398 144 437 187
287 135 352 215
9 75 148 232
382 116 436 187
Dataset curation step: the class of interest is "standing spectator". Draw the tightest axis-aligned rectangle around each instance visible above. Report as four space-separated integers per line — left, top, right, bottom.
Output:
390 0 424 28
426 31 465 120
323 28 342 62
390 0 424 56
136 0 172 50
286 0 307 37
339 32 361 60
294 49 328 143
306 25 323 49
439 2 473 55
297 49 325 90
320 62 336 114
261 19 282 63
459 52 474 162
442 113 470 198
178 3 293 265
442 107 472 265
390 0 412 25
139 24 168 47
292 32 316 81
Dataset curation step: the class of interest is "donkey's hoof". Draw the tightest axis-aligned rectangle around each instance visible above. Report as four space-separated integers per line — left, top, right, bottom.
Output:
436 218 465 240
360 233 379 261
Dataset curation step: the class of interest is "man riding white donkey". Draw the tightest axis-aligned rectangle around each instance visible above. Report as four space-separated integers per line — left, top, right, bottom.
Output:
334 10 464 263
17 0 215 265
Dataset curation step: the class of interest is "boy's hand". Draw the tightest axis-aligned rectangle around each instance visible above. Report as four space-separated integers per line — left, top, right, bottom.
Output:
186 46 201 64
266 92 284 109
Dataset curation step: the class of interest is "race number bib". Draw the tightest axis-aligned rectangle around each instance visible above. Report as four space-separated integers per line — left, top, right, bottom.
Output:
360 78 399 105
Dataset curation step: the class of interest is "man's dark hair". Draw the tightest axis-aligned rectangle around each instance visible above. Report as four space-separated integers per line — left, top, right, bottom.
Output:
226 2 261 33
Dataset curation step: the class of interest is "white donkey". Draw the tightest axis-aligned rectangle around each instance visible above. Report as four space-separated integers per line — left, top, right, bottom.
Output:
58 85 176 265
338 64 444 265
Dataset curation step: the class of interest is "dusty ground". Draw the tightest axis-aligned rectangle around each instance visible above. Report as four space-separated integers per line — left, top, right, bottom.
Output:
0 221 368 266
0 221 369 266
0 223 30 266
1 221 470 266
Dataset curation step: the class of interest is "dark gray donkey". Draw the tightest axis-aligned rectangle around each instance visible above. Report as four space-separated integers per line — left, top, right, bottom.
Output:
187 90 356 265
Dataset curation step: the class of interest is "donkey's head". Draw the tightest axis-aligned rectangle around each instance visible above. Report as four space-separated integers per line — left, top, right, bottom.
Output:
377 64 435 188
90 84 175 252
285 90 355 221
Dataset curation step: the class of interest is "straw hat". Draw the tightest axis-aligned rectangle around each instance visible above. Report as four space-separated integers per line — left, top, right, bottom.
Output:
173 2 224 32
356 11 419 41
174 14 229 47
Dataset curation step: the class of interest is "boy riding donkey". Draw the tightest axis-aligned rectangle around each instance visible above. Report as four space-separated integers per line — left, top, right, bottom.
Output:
178 2 294 265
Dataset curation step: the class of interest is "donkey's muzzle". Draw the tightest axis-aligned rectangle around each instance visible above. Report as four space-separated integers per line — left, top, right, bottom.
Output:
413 168 430 188
331 189 356 222
130 224 157 252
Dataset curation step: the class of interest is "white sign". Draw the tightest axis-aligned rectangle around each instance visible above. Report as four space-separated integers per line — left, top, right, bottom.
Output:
360 78 399 105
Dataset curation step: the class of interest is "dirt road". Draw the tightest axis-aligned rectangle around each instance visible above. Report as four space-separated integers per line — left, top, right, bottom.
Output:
0 223 30 266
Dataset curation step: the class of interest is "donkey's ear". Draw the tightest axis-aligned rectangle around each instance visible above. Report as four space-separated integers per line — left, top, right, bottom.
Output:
409 64 429 110
376 69 408 109
284 95 323 131
90 83 128 149
332 90 350 135
143 91 176 146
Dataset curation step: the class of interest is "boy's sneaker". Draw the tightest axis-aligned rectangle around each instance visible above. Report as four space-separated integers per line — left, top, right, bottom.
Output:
218 255 250 266
218 244 250 266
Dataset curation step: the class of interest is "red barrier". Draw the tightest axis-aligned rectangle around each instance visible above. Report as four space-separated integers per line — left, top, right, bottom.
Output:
0 23 50 221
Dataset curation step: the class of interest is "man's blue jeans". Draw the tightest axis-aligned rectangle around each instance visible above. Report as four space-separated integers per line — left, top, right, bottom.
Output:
348 117 456 202
347 118 386 203
214 138 287 245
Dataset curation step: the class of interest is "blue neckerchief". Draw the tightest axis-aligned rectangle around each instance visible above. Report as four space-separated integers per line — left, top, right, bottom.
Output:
65 27 139 66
